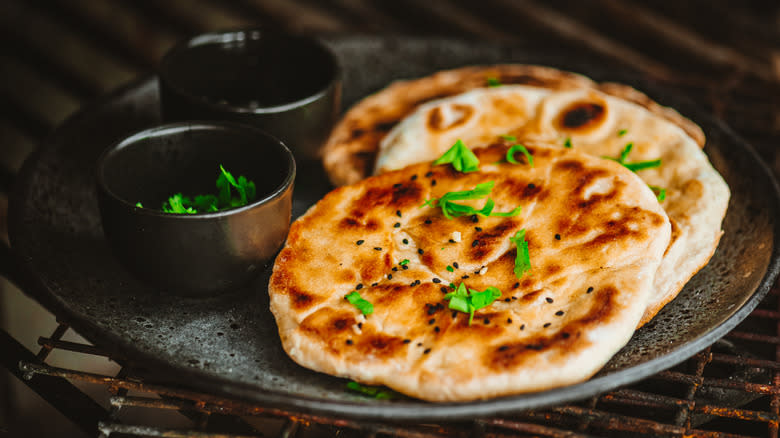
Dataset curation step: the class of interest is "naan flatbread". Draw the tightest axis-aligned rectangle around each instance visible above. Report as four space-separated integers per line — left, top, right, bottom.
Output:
322 64 704 187
270 144 670 401
373 85 729 325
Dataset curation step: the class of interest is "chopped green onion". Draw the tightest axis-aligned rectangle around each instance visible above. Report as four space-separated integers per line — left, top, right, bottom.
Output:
446 265 454 272
649 185 667 202
509 229 531 279
564 137 572 148
399 259 410 265
604 143 662 173
135 202 143 208
500 134 517 142
345 291 374 316
346 381 399 399
486 77 502 87
433 139 480 173
444 283 502 325
506 144 534 167
618 129 628 137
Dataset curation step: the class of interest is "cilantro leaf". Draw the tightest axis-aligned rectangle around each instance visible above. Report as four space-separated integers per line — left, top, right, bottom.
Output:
486 77 502 87
509 229 531 279
422 182 522 219
433 139 480 173
345 291 374 316
162 193 196 214
346 381 400 400
506 144 534 167
444 283 502 325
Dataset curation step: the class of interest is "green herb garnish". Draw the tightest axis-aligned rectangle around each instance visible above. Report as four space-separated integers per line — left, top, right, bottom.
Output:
422 181 522 219
433 139 480 173
135 202 143 208
605 143 662 172
506 144 534 167
500 134 517 142
649 185 667 202
399 259 410 266
346 381 400 399
444 283 502 325
486 77 502 87
618 129 628 137
564 137 572 148
509 229 531 279
446 265 454 272
345 291 374 316
157 165 257 214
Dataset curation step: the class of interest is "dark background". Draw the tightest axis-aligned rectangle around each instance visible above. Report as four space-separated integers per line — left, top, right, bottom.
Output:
1 1 778 437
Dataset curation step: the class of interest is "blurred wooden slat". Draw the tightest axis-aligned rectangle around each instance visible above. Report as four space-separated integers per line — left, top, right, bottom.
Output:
401 1 520 42
0 55 81 130
141 0 260 35
0 0 140 95
0 121 37 174
240 0 349 33
319 0 409 32
46 0 181 68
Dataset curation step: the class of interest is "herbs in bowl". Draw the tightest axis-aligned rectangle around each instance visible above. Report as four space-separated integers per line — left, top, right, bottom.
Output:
137 165 257 214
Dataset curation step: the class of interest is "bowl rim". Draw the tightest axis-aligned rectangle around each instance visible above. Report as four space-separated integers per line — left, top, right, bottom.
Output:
95 121 296 219
158 29 342 114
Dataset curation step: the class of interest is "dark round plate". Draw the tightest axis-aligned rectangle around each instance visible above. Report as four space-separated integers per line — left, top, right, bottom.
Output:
9 36 780 421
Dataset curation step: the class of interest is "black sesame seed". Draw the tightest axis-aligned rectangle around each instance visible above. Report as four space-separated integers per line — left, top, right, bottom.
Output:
512 296 518 300
346 339 353 345
472 239 480 247
428 318 435 325
417 342 423 347
427 306 437 315
402 238 409 244
403 339 411 344
504 298 511 303
453 262 459 268
425 171 434 177
392 267 398 271
520 324 525 330
410 281 416 287
587 287 594 293
449 239 456 243
513 282 520 288
562 332 570 339
402 265 408 270
543 322 551 328
358 322 363 329
356 240 364 245
393 183 402 188
411 174 418 180
507 318 513 324
555 310 564 316
555 234 561 240
441 287 449 293
424 219 432 224
434 326 440 332
475 227 483 232
387 274 393 279
546 297 554 303
415 279 421 285
371 283 378 287
452 311 458 318
396 210 402 217
394 222 401 228
356 284 363 290
423 348 431 354
461 275 470 279
431 180 437 186
471 215 479 223
418 248 424 255
498 345 509 351
374 247 382 251
483 318 490 325
528 183 536 189
433 278 441 283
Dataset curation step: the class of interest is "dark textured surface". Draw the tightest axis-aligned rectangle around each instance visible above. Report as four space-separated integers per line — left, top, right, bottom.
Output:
8 37 780 420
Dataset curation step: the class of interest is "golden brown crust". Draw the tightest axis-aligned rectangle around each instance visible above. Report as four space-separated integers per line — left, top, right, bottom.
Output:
322 64 704 187
271 143 671 401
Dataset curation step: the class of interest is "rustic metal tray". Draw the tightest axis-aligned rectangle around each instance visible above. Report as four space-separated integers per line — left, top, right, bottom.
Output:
9 36 780 421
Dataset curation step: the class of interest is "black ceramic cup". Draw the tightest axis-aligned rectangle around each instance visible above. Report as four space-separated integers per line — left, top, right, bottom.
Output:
96 122 295 295
159 29 341 160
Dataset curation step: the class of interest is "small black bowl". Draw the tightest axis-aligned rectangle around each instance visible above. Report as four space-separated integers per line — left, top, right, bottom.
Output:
159 29 341 160
96 122 295 295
